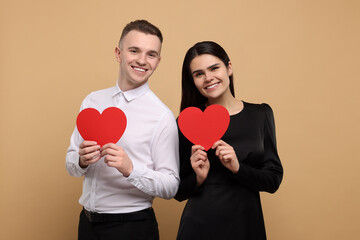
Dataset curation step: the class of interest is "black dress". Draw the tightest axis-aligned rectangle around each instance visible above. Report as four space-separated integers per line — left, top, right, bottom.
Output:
175 102 283 240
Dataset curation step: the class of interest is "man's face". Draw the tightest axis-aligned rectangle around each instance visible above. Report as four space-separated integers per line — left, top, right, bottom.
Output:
115 30 161 91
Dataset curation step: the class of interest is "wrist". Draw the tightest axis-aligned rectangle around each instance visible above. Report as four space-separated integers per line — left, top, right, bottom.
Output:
231 164 240 174
196 175 206 186
78 158 87 168
121 163 133 178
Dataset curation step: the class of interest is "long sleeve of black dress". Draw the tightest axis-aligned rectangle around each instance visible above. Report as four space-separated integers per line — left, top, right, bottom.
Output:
233 103 283 193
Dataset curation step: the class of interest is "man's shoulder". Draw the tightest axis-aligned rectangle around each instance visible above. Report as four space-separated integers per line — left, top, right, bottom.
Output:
86 86 117 99
143 89 172 114
80 86 117 110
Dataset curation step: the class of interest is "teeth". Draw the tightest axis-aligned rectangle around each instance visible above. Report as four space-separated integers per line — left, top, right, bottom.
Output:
206 83 218 89
133 67 146 72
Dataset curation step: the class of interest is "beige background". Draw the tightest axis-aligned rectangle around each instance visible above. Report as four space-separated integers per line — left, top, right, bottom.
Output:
1 0 360 239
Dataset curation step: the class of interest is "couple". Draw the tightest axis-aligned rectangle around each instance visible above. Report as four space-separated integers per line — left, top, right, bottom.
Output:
66 19 283 240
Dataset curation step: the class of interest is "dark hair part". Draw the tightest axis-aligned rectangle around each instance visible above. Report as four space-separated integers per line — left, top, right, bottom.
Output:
119 19 163 46
180 41 235 111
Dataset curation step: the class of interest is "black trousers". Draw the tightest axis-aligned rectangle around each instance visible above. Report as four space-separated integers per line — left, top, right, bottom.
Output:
78 208 159 240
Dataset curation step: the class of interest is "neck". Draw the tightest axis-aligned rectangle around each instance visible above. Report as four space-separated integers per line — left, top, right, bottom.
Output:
117 79 135 92
206 91 243 115
117 75 146 92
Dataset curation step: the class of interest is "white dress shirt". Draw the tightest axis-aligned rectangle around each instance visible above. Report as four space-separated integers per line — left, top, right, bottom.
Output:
66 82 180 213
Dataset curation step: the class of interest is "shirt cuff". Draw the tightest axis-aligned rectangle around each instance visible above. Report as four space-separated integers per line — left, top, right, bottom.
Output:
74 156 89 174
126 160 146 180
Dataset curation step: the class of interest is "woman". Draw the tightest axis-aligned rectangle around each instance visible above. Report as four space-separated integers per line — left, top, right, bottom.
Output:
174 41 283 240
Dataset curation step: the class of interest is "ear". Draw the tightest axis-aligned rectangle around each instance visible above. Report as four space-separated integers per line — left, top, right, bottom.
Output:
151 56 161 72
115 47 121 63
156 56 161 68
227 61 233 76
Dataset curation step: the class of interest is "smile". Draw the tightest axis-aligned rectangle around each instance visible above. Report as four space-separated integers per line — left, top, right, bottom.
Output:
132 66 147 72
205 83 219 89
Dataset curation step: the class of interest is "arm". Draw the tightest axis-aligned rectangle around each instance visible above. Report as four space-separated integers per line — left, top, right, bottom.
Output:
232 104 283 193
65 96 101 176
66 98 88 177
126 111 180 199
66 128 97 177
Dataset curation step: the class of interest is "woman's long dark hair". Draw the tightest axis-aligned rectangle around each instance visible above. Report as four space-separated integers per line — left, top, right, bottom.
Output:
180 41 235 112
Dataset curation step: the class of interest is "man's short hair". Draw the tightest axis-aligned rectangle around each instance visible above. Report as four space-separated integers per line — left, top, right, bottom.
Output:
119 19 163 46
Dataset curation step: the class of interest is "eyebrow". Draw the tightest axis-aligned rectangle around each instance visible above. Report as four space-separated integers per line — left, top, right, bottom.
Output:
192 63 220 75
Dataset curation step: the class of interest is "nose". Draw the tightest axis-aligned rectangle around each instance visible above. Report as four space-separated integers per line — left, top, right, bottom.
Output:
136 53 146 65
204 72 213 82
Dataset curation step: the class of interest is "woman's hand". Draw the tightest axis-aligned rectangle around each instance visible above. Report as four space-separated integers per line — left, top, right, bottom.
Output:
212 140 240 174
190 145 210 186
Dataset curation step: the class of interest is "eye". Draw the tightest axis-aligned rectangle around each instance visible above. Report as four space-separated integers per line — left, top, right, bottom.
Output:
147 51 158 58
194 72 204 78
129 49 138 54
210 66 219 71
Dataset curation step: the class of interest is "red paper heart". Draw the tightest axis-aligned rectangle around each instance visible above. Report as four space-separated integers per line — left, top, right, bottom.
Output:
76 107 127 146
178 105 230 151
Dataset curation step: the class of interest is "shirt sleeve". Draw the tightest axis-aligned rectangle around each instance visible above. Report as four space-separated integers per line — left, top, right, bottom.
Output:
65 98 89 177
126 111 180 199
232 103 283 193
174 122 201 202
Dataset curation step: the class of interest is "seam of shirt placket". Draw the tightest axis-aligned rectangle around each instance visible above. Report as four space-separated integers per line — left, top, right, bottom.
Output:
89 156 102 211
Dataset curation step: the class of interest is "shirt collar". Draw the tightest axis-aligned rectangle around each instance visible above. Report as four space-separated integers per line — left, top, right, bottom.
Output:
113 81 150 102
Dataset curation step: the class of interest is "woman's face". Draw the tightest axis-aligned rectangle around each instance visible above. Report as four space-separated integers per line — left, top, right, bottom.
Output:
190 54 233 101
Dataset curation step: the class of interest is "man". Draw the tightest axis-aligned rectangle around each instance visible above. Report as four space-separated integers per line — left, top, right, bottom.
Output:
66 20 179 240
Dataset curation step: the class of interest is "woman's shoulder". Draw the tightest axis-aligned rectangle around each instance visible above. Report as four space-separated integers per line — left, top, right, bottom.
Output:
241 101 275 122
243 101 272 111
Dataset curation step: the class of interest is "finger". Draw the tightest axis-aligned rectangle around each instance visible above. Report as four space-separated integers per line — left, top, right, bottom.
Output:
192 155 206 163
101 143 111 149
215 145 230 151
84 149 101 160
191 145 205 154
212 140 228 149
102 143 121 151
106 161 118 168
223 153 235 161
85 155 101 164
79 145 101 156
103 157 108 164
215 145 230 156
217 150 228 160
211 140 222 149
219 149 233 156
195 149 208 157
105 154 126 163
80 141 98 148
81 154 101 167
104 157 114 166
215 146 221 156
192 148 207 158
192 160 204 169
191 151 207 162
100 147 119 157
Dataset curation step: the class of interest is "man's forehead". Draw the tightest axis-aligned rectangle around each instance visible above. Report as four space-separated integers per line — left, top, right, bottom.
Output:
120 30 161 51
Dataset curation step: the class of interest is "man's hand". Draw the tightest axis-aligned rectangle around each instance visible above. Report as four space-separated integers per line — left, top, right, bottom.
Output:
101 143 133 177
78 141 101 168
